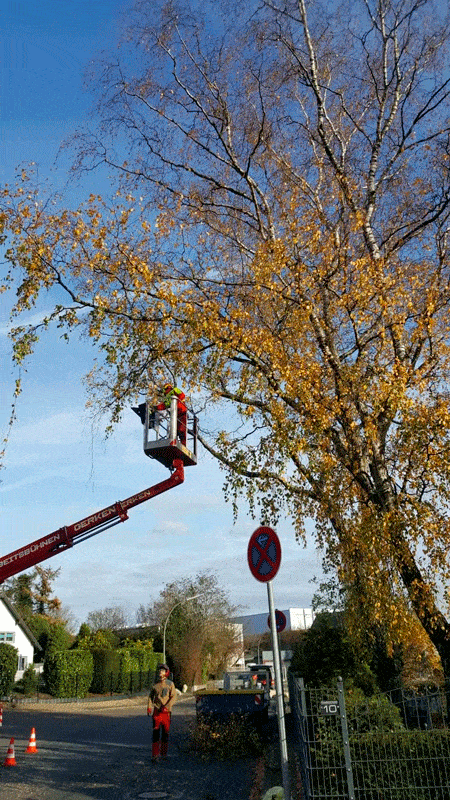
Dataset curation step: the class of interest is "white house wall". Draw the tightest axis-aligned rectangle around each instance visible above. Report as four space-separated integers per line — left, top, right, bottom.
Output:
0 602 35 680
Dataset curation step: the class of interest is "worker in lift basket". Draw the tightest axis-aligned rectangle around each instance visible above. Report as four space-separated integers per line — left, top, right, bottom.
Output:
147 664 177 762
157 384 186 410
157 384 188 445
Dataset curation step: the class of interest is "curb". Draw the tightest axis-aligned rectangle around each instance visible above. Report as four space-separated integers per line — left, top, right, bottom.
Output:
3 690 196 710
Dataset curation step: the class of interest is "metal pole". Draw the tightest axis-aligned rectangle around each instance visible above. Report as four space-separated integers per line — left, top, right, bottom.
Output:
277 630 284 696
267 580 291 800
337 677 355 800
298 677 312 800
169 395 178 441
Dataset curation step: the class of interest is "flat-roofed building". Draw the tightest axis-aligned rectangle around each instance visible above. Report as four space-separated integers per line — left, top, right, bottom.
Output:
231 607 315 636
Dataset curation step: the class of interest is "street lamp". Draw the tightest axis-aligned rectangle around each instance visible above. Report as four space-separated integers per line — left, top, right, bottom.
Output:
162 592 205 664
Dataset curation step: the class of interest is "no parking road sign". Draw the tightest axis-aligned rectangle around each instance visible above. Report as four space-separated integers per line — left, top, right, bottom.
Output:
247 526 289 799
247 526 281 583
267 609 287 633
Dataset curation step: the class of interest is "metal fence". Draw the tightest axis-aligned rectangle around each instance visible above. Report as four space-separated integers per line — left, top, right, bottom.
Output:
288 674 450 800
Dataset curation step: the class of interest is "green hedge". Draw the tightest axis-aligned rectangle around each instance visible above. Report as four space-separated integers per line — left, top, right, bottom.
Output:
91 649 122 694
44 650 93 698
91 648 161 694
45 647 162 697
118 648 161 693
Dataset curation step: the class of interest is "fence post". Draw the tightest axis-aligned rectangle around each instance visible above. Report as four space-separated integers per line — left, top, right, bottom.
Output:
298 677 312 800
337 677 355 800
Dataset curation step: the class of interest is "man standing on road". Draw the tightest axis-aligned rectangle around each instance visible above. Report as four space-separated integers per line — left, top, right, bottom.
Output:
147 664 177 762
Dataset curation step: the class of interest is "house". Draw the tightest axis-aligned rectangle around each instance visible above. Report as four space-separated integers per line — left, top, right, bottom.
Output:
0 595 40 681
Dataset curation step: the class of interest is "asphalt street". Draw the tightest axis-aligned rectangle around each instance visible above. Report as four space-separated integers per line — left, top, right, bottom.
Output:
0 696 261 800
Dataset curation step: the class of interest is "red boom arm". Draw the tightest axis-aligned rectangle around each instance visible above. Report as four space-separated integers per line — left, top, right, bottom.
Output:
0 459 185 584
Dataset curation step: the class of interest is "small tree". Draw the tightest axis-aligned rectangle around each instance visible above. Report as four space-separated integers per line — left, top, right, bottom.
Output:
150 572 239 686
0 643 19 696
14 664 39 696
3 567 62 619
28 616 72 662
33 567 61 616
3 574 34 619
75 622 91 643
291 613 378 693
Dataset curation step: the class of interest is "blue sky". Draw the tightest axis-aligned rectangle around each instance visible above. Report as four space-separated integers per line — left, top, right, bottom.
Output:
1 0 322 629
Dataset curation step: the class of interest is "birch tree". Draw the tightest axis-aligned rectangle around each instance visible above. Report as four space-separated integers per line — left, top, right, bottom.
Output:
3 0 450 668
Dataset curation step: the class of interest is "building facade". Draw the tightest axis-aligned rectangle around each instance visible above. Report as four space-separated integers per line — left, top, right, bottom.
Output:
0 595 40 680
232 607 315 636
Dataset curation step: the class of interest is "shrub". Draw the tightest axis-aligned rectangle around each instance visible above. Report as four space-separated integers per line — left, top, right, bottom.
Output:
344 686 405 733
27 617 72 662
13 664 39 695
353 729 450 799
190 715 263 759
77 628 119 650
312 728 450 800
46 621 73 654
290 616 362 687
0 643 18 696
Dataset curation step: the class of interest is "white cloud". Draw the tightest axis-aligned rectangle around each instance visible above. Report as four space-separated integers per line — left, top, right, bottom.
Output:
0 310 54 339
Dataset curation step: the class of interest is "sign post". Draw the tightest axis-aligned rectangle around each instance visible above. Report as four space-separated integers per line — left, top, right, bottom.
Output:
247 527 291 800
267 609 287 634
268 609 287 716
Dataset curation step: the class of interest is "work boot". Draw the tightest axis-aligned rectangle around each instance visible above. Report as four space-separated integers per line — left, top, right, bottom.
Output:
152 742 160 762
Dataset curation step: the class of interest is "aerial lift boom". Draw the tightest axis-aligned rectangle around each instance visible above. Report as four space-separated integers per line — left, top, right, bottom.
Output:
0 393 197 584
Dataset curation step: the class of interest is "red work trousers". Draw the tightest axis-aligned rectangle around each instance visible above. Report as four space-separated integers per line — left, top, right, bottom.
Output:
152 708 171 759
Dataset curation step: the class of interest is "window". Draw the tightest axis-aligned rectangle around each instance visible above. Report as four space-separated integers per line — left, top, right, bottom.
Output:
18 656 28 671
0 632 15 643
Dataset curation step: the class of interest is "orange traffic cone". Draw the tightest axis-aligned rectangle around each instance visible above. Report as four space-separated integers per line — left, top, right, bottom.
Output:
3 737 16 767
26 727 38 754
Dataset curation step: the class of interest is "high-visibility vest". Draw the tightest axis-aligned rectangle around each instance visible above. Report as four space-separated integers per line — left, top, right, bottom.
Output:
162 386 185 407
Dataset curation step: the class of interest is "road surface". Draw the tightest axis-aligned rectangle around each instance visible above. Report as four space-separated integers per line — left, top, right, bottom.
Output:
0 695 261 800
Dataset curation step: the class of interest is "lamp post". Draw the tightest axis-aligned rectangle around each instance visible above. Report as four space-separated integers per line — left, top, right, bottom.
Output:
162 592 205 664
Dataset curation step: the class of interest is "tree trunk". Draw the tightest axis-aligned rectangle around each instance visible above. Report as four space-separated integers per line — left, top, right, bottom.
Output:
389 523 450 676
